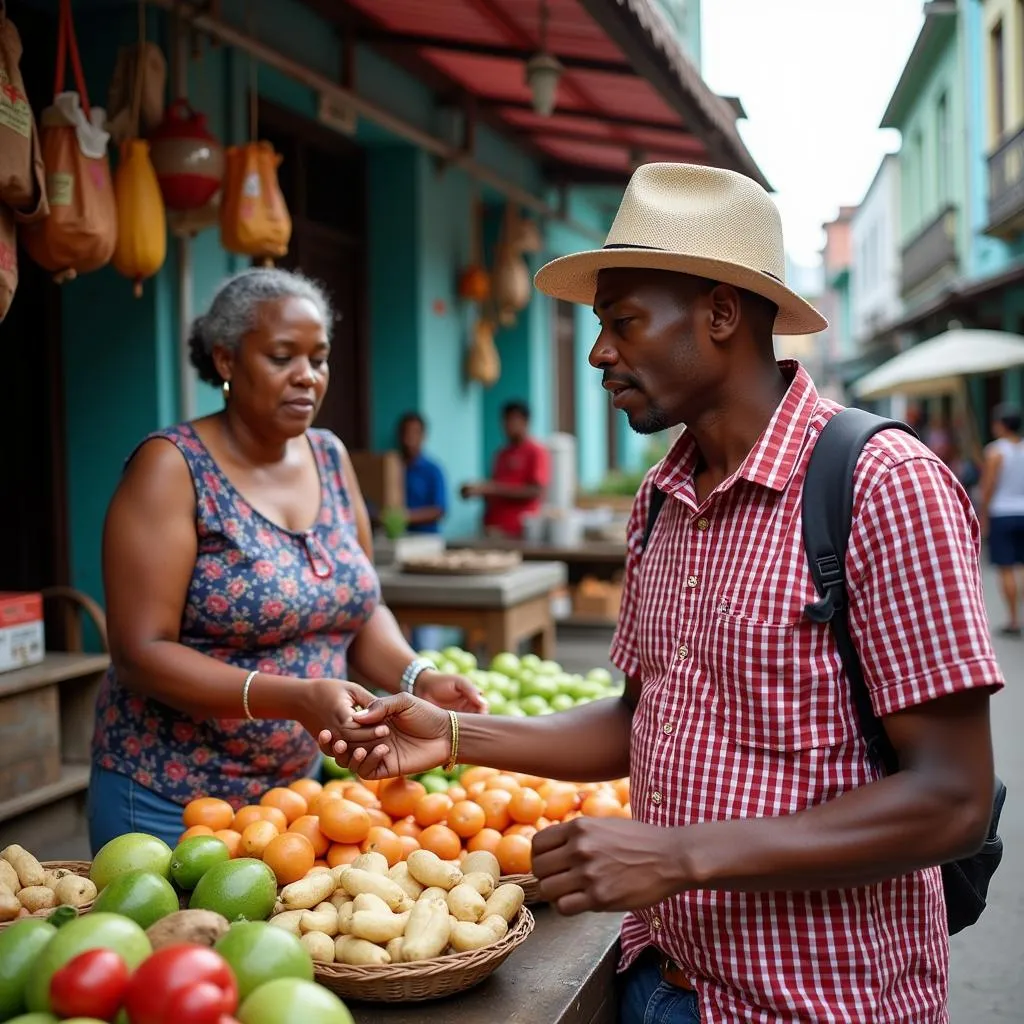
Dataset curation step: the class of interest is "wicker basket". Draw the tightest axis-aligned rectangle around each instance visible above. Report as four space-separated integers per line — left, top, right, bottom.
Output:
0 860 94 931
314 906 535 1003
500 872 544 905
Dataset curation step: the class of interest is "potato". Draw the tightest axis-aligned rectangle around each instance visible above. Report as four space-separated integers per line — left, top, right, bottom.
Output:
335 935 391 966
461 850 501 884
43 867 72 889
0 860 22 893
147 909 230 949
446 883 486 923
483 883 525 923
418 886 449 904
329 892 353 913
339 869 406 911
301 931 336 963
0 890 20 922
337 902 355 935
350 909 410 944
278 871 337 911
301 903 339 937
461 871 495 899
401 897 451 962
450 915 508 953
407 850 462 891
2 846 45 889
352 892 391 915
389 862 424 901
18 886 56 913
267 910 305 937
349 852 389 876
385 936 405 962
53 875 97 909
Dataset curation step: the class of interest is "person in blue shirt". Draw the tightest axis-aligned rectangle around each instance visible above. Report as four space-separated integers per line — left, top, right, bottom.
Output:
398 412 447 535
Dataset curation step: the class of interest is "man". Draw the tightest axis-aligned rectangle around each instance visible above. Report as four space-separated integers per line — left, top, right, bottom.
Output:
397 412 447 535
979 403 1024 634
461 400 550 538
328 164 1001 1022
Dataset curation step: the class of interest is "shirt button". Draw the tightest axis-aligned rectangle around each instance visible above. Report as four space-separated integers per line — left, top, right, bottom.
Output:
663 722 674 735
651 790 662 805
652 915 662 930
677 644 689 661
696 517 710 531
687 575 699 588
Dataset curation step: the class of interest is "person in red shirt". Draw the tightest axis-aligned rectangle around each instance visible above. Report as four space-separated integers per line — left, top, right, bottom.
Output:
461 400 550 538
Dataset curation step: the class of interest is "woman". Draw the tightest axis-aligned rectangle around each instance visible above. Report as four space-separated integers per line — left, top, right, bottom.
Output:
89 268 484 853
980 403 1024 635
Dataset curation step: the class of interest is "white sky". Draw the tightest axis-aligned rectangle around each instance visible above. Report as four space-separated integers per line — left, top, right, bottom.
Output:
700 0 925 267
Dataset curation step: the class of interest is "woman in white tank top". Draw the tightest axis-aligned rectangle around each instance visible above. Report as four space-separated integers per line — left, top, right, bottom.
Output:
980 403 1024 634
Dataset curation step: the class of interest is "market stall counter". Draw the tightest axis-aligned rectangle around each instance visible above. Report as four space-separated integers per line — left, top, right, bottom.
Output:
350 906 624 1024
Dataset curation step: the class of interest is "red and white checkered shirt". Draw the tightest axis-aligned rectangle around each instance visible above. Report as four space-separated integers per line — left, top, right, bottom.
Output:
612 363 1004 1023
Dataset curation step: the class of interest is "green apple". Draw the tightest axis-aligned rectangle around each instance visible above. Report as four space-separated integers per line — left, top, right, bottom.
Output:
519 695 550 717
436 660 459 675
575 697 593 706
482 693 509 715
417 649 443 664
522 675 558 701
443 646 478 673
551 694 575 712
504 705 527 717
489 652 521 676
520 653 542 671
586 667 614 687
536 659 562 676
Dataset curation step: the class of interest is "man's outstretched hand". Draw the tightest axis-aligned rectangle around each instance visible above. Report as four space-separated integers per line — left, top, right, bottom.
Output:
320 692 452 779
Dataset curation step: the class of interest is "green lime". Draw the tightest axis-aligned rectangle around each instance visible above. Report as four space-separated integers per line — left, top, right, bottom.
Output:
170 835 231 890
92 870 180 930
238 978 354 1024
0 919 58 1019
7 1014 60 1023
420 774 450 794
190 859 277 923
90 833 172 892
214 922 313 1002
321 758 351 781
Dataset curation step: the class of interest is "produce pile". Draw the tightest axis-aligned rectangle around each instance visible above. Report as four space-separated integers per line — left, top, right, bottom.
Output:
0 846 96 922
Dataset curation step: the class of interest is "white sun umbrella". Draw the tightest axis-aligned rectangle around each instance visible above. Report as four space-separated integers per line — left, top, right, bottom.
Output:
853 329 1024 400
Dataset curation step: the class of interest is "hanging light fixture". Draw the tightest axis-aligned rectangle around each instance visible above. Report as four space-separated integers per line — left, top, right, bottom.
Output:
526 0 562 117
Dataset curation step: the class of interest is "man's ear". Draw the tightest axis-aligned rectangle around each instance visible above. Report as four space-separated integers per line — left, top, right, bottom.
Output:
706 284 742 343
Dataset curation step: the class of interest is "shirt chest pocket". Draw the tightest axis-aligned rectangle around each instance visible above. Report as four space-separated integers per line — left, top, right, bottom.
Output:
702 611 853 753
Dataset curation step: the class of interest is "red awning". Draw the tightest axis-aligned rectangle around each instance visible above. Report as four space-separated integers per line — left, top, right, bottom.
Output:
321 0 767 187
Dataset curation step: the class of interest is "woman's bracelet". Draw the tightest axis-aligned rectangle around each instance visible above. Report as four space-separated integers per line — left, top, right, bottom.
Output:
444 710 460 774
242 670 259 721
400 657 435 695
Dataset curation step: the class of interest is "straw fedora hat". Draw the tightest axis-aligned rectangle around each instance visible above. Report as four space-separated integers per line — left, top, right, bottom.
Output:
534 163 827 335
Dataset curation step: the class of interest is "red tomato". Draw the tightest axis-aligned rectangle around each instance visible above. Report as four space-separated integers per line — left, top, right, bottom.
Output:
123 944 237 1024
50 947 130 1021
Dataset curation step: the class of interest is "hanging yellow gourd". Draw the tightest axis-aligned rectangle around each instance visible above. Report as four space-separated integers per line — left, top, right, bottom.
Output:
466 317 501 387
491 203 531 327
112 137 166 296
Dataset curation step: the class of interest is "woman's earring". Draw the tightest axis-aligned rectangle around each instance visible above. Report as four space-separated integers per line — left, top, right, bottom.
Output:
222 380 231 399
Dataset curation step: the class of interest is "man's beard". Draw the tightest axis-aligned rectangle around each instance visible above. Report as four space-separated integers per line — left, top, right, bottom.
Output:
627 404 670 435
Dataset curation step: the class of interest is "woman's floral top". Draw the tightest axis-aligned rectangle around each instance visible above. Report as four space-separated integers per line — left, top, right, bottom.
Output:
92 424 381 807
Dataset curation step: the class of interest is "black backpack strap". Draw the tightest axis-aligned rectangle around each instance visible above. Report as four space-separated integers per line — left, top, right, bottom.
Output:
802 408 917 776
641 485 667 553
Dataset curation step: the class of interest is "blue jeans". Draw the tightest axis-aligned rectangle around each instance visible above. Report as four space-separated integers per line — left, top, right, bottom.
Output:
87 766 185 855
620 958 701 1024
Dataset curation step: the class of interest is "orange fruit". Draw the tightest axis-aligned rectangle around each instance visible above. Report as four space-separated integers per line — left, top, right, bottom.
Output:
484 774 521 794
508 788 545 824
495 833 532 875
447 785 467 803
517 774 545 790
622 802 632 818
263 831 316 884
447 800 486 838
313 859 329 870
326 843 362 867
414 793 454 828
289 814 330 857
212 829 243 858
240 819 279 858
477 789 513 833
392 816 422 839
563 809 583 822
543 785 578 821
318 799 371 845
323 780 350 794
467 827 503 854
581 792 622 818
380 779 427 820
367 808 394 829
179 825 215 843
342 785 380 810
398 834 420 859
418 824 462 861
361 826 403 867
466 781 487 800
288 778 323 804
536 816 552 831
232 805 286 834
504 823 537 840
612 779 630 805
183 797 235 832
261 787 308 825
459 767 498 788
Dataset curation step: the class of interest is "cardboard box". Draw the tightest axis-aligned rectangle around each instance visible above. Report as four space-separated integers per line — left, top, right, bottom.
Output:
348 451 406 516
0 593 44 674
572 579 622 622
0 684 61 800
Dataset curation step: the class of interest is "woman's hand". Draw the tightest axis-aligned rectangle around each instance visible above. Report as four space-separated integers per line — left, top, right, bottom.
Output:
296 679 389 745
415 671 487 713
323 692 451 779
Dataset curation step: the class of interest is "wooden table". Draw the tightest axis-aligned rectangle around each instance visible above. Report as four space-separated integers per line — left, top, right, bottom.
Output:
350 907 624 1024
378 562 567 660
454 536 626 569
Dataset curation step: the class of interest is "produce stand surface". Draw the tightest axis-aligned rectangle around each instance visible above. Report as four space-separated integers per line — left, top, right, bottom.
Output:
349 906 624 1024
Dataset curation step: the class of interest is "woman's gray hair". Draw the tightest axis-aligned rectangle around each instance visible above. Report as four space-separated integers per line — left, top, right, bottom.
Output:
187 268 334 386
